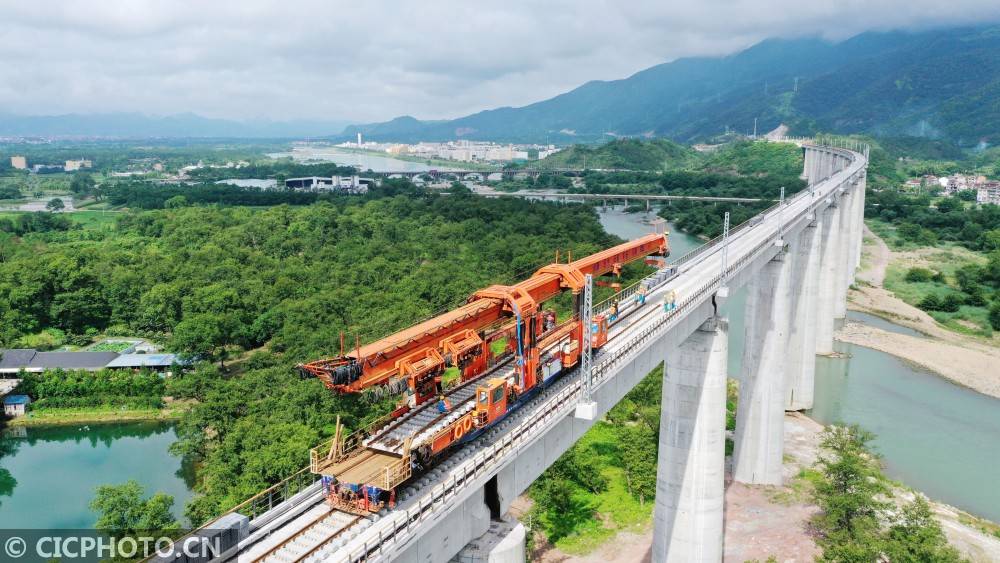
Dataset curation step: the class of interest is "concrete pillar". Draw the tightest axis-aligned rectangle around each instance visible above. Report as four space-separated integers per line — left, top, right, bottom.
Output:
815 201 841 354
653 317 727 563
834 189 852 319
855 176 866 268
785 216 822 410
453 518 526 563
733 242 791 486
848 184 862 282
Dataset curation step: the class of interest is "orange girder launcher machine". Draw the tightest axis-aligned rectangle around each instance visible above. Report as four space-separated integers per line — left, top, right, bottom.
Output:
301 233 667 513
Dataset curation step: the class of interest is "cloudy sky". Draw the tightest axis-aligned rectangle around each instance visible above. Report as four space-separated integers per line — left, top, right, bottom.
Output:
2 0 1000 124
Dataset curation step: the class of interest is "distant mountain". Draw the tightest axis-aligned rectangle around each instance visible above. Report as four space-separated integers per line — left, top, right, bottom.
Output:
0 112 351 139
340 25 1000 146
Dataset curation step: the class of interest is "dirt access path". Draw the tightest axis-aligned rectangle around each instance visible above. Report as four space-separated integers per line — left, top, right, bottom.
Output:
841 226 1000 399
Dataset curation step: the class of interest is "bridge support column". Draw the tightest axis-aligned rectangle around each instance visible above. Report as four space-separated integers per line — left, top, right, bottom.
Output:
653 316 727 563
834 189 852 319
815 200 841 354
452 516 526 563
855 175 867 269
785 215 822 410
846 185 862 284
733 241 791 486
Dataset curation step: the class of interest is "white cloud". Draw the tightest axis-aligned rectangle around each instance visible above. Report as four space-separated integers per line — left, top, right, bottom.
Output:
1 0 999 123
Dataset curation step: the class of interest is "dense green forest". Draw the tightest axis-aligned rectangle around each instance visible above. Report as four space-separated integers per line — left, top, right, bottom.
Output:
529 138 699 171
0 140 281 173
0 190 621 523
185 160 356 182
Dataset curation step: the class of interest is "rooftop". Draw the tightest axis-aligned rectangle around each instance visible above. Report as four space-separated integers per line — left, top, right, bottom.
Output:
105 353 186 368
3 394 30 405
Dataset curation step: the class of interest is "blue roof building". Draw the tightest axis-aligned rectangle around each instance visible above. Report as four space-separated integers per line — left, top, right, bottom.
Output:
3 394 30 416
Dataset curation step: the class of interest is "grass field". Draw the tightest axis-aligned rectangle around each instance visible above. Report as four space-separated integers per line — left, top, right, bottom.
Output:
533 422 652 554
0 208 120 230
882 244 993 336
8 401 189 428
67 209 121 229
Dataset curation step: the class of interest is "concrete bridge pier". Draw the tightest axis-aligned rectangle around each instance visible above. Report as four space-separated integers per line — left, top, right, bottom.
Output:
815 199 841 354
855 174 867 268
733 241 792 486
452 517 526 563
802 150 814 185
785 214 822 410
833 189 853 320
653 316 728 563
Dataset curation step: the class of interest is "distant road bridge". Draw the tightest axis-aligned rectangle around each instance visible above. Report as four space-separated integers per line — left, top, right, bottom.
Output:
371 168 621 181
165 141 867 563
473 188 766 210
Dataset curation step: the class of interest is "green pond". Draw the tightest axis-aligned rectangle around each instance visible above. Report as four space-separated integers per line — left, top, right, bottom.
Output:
0 422 194 529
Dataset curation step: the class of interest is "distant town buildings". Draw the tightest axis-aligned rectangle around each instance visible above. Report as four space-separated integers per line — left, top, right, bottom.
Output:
336 139 561 164
10 155 27 170
978 183 1000 205
285 175 372 193
64 159 93 172
31 164 64 174
904 173 1000 205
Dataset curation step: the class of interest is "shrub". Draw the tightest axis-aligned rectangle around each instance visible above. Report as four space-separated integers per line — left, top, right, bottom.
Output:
989 303 1000 331
918 294 942 311
940 293 963 313
904 267 935 282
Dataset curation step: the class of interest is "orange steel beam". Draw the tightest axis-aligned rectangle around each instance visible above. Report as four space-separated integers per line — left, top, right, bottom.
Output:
299 233 667 393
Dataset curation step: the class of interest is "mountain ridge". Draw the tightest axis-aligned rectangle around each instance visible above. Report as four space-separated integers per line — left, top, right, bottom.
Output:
338 25 1000 146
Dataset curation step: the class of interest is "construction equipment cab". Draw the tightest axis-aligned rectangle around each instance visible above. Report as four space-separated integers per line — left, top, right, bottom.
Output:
476 378 508 426
591 314 609 348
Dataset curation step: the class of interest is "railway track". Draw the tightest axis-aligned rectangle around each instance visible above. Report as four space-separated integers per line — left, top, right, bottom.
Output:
248 505 363 563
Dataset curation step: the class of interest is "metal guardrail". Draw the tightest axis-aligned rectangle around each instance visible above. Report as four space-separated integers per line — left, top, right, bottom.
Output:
323 143 868 561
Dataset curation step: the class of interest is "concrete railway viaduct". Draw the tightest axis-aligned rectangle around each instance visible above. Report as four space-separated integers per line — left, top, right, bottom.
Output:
165 140 868 563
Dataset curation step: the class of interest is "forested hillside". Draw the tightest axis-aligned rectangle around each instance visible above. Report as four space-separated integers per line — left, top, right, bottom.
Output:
531 139 698 171
0 192 619 523
341 25 1000 146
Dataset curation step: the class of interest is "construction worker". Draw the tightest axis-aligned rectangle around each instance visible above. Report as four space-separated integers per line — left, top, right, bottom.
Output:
635 284 648 306
544 310 556 332
437 394 452 413
663 290 677 312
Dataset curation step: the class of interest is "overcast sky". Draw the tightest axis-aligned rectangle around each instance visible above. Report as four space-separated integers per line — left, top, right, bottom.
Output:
2 0 1000 124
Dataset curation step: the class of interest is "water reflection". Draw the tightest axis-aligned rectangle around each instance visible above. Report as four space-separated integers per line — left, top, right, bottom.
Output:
0 422 193 528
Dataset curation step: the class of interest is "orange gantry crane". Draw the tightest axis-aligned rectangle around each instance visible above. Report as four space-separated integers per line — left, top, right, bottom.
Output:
298 233 668 414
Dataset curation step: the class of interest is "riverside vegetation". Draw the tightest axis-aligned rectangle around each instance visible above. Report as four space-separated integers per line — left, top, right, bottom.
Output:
864 188 1000 335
